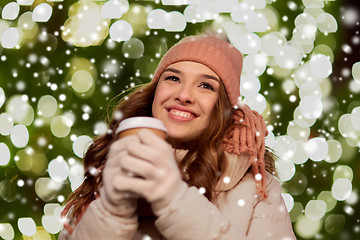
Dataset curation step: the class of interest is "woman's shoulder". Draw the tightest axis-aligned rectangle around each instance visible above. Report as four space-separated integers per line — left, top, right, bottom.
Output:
223 171 283 203
238 171 281 189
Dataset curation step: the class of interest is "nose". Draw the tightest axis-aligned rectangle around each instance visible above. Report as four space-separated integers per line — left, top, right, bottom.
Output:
175 84 194 104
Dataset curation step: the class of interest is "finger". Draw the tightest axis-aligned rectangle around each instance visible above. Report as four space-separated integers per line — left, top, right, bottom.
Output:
108 135 140 158
125 142 160 164
112 175 152 198
120 154 158 179
105 149 127 168
121 191 140 199
107 191 140 205
105 186 140 200
137 129 169 151
136 129 173 166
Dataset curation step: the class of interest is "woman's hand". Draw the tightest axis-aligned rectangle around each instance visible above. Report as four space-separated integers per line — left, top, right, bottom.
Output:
113 129 186 216
100 135 139 217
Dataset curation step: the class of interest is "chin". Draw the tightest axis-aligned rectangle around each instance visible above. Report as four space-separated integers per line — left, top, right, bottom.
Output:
167 128 194 139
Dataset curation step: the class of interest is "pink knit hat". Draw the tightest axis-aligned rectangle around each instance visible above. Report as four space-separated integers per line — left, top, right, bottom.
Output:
152 36 242 106
152 36 268 198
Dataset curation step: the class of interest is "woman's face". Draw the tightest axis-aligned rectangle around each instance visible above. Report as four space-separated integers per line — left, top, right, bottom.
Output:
152 61 220 142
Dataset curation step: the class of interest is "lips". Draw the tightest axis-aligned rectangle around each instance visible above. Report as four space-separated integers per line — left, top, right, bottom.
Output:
169 109 195 119
166 106 197 120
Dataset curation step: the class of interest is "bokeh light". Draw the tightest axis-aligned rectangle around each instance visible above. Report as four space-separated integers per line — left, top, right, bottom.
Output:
274 45 302 69
325 139 342 163
109 20 133 42
50 115 72 138
0 143 11 166
37 95 58 117
282 193 294 212
1 27 22 49
0 87 5 108
295 215 322 239
122 38 144 59
352 62 360 85
61 1 110 47
299 95 323 119
306 137 328 162
71 70 94 93
48 156 69 182
35 177 62 202
101 0 129 19
17 218 36 237
0 223 15 240
10 125 29 148
318 191 337 213
32 3 52 22
332 178 352 201
305 200 327 221
0 113 14 136
1 2 20 20
148 9 168 29
243 53 267 76
236 32 261 55
17 1 35 6
309 54 332 79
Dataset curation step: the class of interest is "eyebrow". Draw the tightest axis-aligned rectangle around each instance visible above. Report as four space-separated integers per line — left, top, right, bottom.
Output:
163 68 220 82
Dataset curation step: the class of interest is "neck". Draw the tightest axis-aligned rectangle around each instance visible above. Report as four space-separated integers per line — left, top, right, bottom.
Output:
167 137 197 150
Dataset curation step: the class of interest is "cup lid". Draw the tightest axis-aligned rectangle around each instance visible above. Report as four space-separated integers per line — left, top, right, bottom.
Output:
116 117 168 134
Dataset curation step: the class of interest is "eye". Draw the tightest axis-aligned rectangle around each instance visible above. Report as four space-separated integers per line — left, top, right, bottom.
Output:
199 82 215 91
165 75 180 82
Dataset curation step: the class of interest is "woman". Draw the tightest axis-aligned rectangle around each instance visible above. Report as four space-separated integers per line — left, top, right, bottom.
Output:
59 35 296 239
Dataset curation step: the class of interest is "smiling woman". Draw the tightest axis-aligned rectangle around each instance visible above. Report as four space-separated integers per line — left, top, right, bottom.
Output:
59 34 296 240
152 61 220 142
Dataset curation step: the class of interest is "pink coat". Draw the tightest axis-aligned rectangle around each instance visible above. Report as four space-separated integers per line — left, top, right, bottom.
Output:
59 155 296 240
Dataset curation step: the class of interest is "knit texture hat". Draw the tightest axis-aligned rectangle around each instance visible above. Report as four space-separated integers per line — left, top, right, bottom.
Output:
152 36 268 198
152 36 242 106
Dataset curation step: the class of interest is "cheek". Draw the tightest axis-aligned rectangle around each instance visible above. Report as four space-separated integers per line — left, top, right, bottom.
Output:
152 85 168 116
152 95 161 117
201 96 218 118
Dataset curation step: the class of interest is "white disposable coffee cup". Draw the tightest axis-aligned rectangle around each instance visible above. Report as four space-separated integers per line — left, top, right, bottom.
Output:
116 117 167 139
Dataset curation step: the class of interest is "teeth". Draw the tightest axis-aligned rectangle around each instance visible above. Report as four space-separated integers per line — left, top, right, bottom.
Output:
170 109 194 119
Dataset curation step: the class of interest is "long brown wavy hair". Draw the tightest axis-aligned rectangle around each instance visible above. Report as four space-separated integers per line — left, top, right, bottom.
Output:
63 78 276 226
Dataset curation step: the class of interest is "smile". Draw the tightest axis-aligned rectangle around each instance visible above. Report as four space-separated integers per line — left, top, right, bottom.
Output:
168 109 196 120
